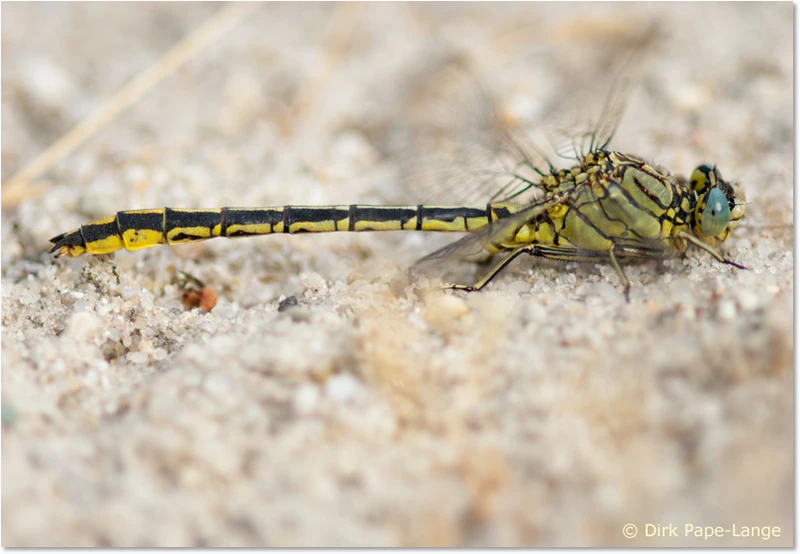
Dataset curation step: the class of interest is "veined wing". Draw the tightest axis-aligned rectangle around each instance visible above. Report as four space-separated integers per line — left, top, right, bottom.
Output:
385 27 661 209
387 50 559 208
551 24 661 161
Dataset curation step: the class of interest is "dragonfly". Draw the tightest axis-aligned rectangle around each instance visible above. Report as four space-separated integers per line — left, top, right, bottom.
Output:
49 45 747 301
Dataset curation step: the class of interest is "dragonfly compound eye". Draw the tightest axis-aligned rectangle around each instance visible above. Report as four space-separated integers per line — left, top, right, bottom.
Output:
700 187 732 237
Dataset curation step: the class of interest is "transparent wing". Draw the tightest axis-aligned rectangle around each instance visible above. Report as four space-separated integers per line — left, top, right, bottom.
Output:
549 23 662 160
588 27 660 154
381 27 660 208
384 50 558 207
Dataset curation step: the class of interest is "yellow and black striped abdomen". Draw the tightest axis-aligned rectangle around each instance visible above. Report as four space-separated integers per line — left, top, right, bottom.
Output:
49 204 507 258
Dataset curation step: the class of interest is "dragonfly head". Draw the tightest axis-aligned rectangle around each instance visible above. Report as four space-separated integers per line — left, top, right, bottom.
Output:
690 164 746 242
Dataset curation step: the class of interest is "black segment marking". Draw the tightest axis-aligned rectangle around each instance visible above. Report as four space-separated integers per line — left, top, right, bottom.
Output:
420 207 485 223
81 219 120 244
117 211 163 233
169 233 202 242
224 208 284 237
165 208 221 239
289 207 349 226
285 206 348 234
352 206 416 229
491 206 513 220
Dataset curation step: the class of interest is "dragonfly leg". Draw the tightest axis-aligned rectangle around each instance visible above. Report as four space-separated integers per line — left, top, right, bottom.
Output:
444 246 534 292
608 246 631 302
677 230 748 270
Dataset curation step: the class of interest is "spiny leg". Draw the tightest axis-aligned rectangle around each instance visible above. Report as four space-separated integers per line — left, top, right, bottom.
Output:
506 243 637 299
676 230 748 270
444 245 534 292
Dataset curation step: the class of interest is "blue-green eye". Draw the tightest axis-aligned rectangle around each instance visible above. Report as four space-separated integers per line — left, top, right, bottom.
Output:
701 187 731 237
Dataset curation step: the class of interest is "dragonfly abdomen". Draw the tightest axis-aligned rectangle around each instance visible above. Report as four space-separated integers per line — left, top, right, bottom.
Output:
49 204 515 258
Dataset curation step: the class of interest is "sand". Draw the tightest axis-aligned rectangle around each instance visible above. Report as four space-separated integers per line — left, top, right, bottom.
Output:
1 3 793 546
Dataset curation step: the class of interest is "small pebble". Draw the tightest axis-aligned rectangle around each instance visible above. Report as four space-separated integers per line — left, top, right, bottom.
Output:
63 311 103 342
325 373 363 404
293 384 320 414
718 300 737 320
278 295 299 312
126 351 148 365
